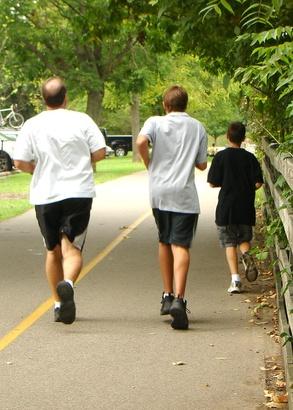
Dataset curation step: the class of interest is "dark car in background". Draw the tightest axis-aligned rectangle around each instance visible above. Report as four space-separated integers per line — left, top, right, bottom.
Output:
101 128 132 157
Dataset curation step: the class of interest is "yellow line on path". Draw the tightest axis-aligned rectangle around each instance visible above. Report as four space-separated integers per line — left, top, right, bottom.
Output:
0 210 151 352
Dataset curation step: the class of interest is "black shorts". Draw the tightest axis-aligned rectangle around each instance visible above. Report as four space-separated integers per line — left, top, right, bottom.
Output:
217 224 253 248
35 198 93 251
152 209 198 248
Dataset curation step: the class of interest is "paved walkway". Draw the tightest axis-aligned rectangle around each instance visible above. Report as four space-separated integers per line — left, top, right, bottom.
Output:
0 170 279 409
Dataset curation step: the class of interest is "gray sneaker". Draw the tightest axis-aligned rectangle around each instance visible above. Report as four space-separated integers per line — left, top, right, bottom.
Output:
160 293 174 315
228 280 242 294
169 297 189 330
242 252 258 282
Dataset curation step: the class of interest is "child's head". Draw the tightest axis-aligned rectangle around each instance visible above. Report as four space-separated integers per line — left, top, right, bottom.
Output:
227 122 246 145
163 85 188 113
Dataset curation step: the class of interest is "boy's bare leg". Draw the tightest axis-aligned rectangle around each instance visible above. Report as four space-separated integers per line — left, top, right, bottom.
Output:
61 234 83 283
171 244 190 298
45 245 63 301
225 246 238 275
239 241 258 282
159 242 174 293
239 241 250 254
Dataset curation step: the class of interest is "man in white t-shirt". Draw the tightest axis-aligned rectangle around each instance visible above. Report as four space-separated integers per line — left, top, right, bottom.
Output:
136 85 207 330
14 77 106 324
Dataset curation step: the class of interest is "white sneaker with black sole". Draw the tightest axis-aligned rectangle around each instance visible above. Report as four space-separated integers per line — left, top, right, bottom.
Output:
228 280 242 294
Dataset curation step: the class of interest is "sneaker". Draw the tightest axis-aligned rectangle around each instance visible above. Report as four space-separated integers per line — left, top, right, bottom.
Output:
169 297 189 330
227 280 242 294
242 252 258 282
56 281 76 324
54 307 61 322
160 292 174 315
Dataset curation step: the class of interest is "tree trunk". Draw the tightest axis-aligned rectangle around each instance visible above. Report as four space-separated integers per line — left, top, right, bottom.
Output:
130 93 140 162
86 88 104 125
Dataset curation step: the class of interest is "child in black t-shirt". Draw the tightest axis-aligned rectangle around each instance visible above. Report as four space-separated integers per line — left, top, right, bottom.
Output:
207 122 263 294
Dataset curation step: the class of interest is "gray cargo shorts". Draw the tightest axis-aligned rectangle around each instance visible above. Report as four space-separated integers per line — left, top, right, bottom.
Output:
217 224 253 248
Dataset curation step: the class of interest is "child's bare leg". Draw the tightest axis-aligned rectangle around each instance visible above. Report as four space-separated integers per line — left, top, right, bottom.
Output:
159 242 174 293
171 244 190 298
239 241 258 282
226 246 242 293
225 246 239 275
239 241 250 254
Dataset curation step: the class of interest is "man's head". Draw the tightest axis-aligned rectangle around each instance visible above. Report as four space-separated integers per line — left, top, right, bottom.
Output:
42 77 67 108
227 122 246 145
163 85 188 113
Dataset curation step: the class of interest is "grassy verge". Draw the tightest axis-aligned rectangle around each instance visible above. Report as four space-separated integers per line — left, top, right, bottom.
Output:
94 154 144 184
0 155 145 222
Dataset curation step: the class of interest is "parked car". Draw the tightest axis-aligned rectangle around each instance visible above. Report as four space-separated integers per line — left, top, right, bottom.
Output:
0 129 18 172
101 128 132 157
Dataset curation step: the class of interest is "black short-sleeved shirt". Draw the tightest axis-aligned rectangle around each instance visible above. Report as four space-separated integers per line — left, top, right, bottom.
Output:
207 147 263 226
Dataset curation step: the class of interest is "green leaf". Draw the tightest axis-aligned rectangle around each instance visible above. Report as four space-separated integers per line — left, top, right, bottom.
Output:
222 73 230 89
214 5 222 16
220 0 234 14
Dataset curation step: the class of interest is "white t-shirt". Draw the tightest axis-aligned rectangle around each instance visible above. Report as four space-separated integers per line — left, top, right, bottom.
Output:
139 112 207 213
13 109 106 205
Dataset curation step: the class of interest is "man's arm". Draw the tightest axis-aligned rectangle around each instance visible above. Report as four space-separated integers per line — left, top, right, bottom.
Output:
136 135 150 169
91 148 106 163
14 160 35 174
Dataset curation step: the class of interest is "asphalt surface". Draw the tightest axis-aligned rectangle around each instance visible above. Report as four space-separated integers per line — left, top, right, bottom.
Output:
0 170 279 410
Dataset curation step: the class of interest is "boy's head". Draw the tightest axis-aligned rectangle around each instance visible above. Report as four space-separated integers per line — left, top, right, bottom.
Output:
163 85 188 113
227 122 246 145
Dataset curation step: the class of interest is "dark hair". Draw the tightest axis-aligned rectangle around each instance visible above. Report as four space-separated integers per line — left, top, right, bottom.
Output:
163 85 188 112
42 77 66 107
227 122 246 144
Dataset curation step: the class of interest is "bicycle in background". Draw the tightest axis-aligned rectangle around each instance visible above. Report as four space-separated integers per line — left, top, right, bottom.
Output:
0 105 24 129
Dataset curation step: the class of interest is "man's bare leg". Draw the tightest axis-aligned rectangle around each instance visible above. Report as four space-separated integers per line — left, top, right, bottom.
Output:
45 245 63 302
53 235 83 324
61 234 82 283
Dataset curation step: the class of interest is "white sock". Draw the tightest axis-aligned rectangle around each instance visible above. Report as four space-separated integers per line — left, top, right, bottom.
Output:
65 279 73 288
54 301 61 309
163 292 173 298
232 274 241 282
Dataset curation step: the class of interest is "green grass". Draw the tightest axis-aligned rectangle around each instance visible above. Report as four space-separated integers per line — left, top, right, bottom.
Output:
94 154 145 184
0 155 145 222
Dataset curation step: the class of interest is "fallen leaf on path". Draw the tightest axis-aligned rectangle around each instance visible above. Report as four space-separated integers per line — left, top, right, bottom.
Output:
172 361 186 366
276 381 286 389
6 362 13 365
254 321 269 325
272 393 288 403
215 357 228 360
119 226 128 230
260 367 271 371
244 299 252 303
264 402 287 408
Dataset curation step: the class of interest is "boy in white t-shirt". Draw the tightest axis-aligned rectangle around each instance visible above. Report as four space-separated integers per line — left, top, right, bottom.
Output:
137 85 208 330
14 77 106 324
